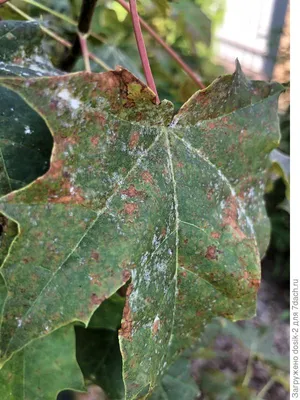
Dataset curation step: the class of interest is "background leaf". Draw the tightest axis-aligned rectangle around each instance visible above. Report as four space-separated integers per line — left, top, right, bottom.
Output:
0 21 54 195
149 352 199 399
75 327 124 400
0 324 85 400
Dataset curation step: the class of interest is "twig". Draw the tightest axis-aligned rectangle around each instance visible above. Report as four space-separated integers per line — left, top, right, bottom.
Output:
79 33 91 72
242 350 254 387
5 2 110 71
129 0 159 103
116 0 205 89
256 377 275 399
59 0 97 71
19 0 106 43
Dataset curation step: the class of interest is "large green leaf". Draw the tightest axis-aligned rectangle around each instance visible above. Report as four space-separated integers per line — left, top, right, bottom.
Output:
0 65 282 398
0 324 85 400
0 275 84 400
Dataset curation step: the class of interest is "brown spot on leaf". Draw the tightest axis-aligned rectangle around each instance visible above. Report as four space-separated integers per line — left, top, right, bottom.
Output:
121 185 144 198
244 271 260 289
222 196 246 239
48 159 64 179
129 131 140 149
207 188 214 201
249 279 260 289
243 271 249 280
12 57 23 64
124 203 138 215
152 318 160 336
90 136 99 146
122 269 131 282
50 193 85 205
90 293 106 305
22 257 34 264
120 284 133 341
177 162 184 168
205 245 218 260
91 251 100 261
89 274 102 287
95 113 106 127
50 99 58 111
142 171 154 184
211 232 221 239
239 256 248 268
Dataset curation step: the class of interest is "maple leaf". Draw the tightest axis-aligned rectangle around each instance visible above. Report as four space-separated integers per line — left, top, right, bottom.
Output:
0 63 283 398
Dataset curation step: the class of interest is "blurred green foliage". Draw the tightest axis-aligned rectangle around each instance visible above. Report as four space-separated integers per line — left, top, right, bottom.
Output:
193 318 289 399
264 105 290 285
0 0 225 108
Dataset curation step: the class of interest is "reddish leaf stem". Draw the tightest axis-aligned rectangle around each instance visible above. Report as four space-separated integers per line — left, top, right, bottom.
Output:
116 0 205 90
79 33 91 72
129 0 159 103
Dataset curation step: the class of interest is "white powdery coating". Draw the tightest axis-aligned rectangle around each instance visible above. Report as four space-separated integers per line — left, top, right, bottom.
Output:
24 125 32 135
57 88 82 110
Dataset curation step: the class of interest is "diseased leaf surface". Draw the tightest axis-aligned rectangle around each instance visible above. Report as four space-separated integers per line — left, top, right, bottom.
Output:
0 64 282 399
172 60 283 256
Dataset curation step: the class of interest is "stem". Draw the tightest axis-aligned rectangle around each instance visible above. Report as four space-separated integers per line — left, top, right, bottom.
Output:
129 0 159 103
116 0 205 89
59 0 97 71
5 2 110 71
242 350 254 387
79 33 91 72
256 377 275 399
